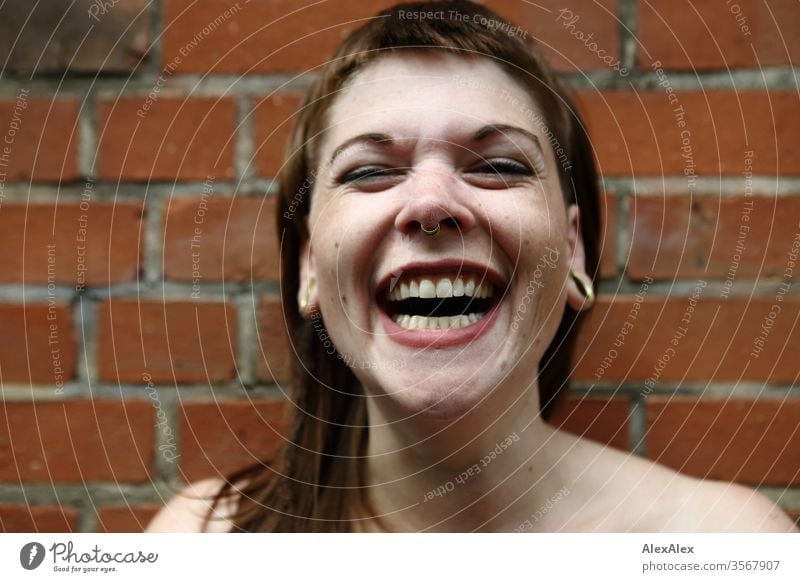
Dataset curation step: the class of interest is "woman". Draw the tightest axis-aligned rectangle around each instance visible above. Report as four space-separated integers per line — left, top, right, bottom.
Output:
147 0 797 533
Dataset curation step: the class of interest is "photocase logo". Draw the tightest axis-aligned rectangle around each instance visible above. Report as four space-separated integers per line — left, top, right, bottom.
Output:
19 542 46 570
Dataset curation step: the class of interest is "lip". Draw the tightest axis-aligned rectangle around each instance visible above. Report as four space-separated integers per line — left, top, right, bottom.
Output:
374 259 507 348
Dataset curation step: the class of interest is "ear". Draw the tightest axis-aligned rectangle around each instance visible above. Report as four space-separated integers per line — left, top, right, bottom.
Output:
565 204 594 312
298 234 319 317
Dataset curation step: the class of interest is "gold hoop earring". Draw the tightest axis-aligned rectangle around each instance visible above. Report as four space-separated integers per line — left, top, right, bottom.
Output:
300 278 315 312
570 269 595 306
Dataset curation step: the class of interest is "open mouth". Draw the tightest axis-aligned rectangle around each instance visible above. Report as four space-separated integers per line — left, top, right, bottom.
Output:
376 270 504 330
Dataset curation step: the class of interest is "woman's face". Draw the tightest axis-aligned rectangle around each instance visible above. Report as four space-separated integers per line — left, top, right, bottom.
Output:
302 53 588 419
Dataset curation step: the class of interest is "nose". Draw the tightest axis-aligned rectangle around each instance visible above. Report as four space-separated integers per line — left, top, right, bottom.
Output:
394 165 477 238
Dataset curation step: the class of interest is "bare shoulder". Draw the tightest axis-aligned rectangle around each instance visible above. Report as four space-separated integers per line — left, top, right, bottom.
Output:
145 478 238 533
559 434 798 532
613 451 797 532
679 479 799 533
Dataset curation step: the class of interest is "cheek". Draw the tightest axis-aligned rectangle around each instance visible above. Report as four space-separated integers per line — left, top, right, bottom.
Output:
504 200 570 335
493 198 567 264
310 225 368 330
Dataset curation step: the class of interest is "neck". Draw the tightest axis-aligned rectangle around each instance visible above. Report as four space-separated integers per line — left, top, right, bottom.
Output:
361 379 573 532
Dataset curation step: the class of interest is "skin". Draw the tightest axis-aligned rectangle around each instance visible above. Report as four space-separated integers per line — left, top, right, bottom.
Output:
147 54 798 533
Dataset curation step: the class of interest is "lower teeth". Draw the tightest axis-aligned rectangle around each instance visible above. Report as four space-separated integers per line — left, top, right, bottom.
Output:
391 313 484 330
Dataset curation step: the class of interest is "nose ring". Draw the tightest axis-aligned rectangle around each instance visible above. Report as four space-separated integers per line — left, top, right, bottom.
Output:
420 222 441 238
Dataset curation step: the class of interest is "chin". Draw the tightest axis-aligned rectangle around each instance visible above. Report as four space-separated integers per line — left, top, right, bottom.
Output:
362 364 502 421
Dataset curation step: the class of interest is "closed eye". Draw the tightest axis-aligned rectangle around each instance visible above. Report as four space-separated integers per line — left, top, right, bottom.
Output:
334 158 536 191
469 158 533 177
336 166 406 186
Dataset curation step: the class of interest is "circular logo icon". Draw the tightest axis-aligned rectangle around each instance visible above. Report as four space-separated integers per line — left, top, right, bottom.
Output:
20 542 46 570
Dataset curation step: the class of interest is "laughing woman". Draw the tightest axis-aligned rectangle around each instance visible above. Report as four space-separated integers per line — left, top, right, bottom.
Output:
147 1 797 533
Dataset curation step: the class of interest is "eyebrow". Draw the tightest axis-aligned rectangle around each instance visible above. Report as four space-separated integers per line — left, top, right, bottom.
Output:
473 124 543 150
327 124 543 166
329 132 393 166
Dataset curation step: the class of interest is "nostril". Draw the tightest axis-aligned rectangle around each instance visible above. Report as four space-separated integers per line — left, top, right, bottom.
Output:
414 217 459 232
441 217 459 230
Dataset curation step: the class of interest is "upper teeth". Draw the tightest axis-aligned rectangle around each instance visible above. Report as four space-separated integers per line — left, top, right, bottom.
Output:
387 275 493 301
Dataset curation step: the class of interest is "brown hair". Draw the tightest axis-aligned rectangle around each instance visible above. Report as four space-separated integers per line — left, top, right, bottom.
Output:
211 0 600 532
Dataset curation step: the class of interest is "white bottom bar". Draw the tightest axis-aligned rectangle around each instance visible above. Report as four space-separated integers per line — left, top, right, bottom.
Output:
2 533 798 581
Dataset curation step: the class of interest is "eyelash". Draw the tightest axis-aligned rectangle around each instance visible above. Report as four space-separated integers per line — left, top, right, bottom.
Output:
471 158 533 176
336 158 536 185
337 166 402 184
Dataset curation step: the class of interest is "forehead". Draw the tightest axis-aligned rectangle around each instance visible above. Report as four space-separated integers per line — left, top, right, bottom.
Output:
323 52 545 143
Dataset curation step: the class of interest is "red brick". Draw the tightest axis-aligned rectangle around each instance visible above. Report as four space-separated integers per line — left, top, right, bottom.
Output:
0 99 78 182
179 399 289 482
162 196 278 283
577 91 800 176
0 400 154 483
0 303 75 385
599 192 616 278
161 0 398 74
0 504 77 532
253 93 303 178
486 0 622 73
549 396 629 450
629 195 800 280
573 296 800 384
256 297 292 385
638 0 800 70
0 202 143 285
97 299 237 384
97 97 235 181
96 505 161 533
0 1 149 74
645 398 800 486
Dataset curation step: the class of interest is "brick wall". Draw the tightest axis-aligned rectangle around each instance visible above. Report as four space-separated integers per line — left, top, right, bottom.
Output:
0 0 797 532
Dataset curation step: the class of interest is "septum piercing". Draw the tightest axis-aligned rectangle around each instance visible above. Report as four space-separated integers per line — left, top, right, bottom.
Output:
420 222 441 238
